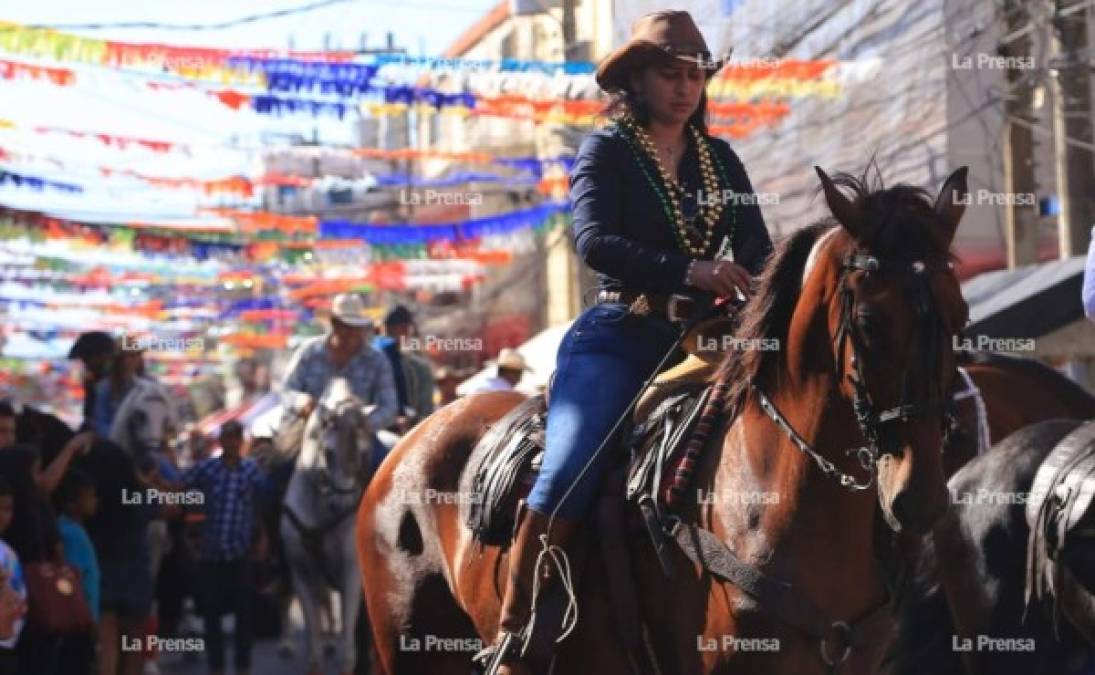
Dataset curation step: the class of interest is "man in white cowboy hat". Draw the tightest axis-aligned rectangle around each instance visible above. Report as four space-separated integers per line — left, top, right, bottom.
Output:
467 348 530 394
279 293 398 449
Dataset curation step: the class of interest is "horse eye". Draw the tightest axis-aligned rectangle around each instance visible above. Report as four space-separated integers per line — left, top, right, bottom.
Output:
856 313 887 345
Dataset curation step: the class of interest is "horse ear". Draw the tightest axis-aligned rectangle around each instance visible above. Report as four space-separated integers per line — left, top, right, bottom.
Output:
815 166 865 238
932 166 968 246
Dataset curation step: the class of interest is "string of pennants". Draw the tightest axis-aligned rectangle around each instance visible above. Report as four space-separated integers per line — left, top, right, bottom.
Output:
0 21 877 136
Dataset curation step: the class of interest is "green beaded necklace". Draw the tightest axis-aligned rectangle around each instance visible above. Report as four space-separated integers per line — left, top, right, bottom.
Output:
614 117 737 259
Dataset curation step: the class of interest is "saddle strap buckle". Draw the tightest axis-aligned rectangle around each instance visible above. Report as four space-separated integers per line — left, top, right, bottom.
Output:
476 630 526 675
819 620 853 669
666 294 693 323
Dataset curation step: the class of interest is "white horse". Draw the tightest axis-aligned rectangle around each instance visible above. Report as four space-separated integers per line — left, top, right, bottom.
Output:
108 375 179 579
108 376 178 463
281 377 383 675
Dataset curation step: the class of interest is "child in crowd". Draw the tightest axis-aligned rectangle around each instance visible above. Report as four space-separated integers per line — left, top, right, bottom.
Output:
0 477 27 675
56 468 100 675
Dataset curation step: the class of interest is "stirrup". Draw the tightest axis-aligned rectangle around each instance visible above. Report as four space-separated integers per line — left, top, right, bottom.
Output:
474 630 526 675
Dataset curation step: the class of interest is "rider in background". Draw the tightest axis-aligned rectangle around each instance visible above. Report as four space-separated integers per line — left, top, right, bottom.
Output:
90 339 145 440
483 10 773 674
466 348 529 394
372 305 436 433
280 293 398 470
66 331 116 433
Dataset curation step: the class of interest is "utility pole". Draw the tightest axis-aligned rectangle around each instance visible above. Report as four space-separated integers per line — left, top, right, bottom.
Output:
562 0 577 61
1002 0 1038 267
1048 0 1095 258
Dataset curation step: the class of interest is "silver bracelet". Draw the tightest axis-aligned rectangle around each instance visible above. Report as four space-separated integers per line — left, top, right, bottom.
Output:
684 259 697 287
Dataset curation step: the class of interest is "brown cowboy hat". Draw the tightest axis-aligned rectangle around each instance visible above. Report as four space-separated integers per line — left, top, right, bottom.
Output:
595 10 730 93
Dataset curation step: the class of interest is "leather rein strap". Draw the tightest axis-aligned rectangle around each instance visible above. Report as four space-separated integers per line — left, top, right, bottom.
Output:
670 520 894 670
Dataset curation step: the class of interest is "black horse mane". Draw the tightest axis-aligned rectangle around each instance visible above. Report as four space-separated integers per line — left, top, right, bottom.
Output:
713 169 957 415
712 220 830 415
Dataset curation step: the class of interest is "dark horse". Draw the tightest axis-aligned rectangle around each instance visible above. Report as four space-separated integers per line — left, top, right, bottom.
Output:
357 166 972 675
883 419 1095 675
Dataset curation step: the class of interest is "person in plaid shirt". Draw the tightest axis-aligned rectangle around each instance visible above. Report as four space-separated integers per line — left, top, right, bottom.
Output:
180 420 263 675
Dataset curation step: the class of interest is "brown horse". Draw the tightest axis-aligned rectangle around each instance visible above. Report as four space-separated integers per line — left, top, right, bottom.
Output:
942 351 1095 477
357 167 971 675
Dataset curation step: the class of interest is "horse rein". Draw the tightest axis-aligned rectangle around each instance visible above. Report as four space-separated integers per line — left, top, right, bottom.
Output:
755 252 956 493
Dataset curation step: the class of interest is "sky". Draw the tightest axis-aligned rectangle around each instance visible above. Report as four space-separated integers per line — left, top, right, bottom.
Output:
0 0 498 56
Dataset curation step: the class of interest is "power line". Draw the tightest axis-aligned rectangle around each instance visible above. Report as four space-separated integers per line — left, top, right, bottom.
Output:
13 0 485 31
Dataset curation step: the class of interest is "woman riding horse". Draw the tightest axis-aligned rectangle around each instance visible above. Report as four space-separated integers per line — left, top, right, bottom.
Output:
486 10 773 673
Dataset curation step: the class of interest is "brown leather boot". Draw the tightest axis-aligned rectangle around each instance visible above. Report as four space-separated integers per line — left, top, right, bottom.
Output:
489 506 581 675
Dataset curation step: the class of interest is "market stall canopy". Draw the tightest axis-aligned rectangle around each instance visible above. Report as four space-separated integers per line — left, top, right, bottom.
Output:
962 255 1086 339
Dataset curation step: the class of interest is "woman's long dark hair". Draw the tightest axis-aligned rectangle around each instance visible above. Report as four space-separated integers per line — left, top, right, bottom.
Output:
600 58 711 135
0 444 59 563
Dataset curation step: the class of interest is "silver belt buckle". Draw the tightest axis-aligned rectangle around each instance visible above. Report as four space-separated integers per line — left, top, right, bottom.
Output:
666 294 691 323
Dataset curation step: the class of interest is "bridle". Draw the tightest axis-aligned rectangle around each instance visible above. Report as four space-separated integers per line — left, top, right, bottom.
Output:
755 251 957 492
310 401 370 499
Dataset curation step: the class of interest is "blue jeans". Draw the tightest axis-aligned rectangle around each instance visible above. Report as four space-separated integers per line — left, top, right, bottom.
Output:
526 302 680 520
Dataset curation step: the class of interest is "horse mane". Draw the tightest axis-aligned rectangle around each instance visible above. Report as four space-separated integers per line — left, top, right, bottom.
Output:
713 168 959 415
713 221 833 416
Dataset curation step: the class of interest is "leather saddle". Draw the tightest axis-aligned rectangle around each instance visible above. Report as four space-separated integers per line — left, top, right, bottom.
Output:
1024 418 1095 630
463 367 715 548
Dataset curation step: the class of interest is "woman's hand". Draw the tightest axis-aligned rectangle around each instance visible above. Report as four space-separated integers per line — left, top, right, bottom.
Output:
689 260 753 299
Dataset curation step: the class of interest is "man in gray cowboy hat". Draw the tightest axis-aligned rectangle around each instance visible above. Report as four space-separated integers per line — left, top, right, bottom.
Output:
279 293 398 458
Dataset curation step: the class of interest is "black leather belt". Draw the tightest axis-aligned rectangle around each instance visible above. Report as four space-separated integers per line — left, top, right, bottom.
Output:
596 290 696 321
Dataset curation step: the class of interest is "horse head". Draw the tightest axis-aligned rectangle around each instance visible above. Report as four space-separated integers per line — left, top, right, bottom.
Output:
302 377 375 496
114 379 177 466
803 166 970 534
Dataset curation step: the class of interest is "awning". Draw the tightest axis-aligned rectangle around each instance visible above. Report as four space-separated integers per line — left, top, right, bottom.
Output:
195 391 280 437
962 255 1086 339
